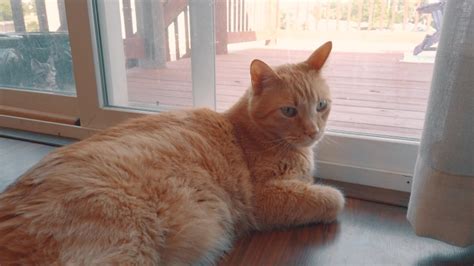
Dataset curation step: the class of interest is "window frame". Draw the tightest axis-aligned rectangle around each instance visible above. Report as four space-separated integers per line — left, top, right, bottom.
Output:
0 88 78 122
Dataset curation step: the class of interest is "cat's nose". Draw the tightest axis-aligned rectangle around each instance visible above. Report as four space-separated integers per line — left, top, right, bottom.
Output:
305 128 319 139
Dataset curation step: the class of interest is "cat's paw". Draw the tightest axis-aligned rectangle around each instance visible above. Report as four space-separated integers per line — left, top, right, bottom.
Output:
317 186 345 223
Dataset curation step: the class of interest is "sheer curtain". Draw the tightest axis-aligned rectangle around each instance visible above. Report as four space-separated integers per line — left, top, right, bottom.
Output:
407 0 474 247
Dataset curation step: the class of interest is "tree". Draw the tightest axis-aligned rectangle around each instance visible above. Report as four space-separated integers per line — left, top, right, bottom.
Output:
21 0 36 16
0 0 13 21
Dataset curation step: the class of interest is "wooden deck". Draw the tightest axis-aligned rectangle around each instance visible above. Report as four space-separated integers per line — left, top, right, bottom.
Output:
126 49 434 139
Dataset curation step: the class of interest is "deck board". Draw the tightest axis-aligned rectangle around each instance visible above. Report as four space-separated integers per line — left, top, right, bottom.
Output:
126 49 434 139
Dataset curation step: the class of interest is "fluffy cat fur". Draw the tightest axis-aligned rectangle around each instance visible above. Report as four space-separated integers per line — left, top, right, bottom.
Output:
0 42 344 265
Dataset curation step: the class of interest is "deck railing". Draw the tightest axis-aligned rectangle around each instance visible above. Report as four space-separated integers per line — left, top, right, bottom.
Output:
287 0 429 31
2 0 435 68
7 0 67 32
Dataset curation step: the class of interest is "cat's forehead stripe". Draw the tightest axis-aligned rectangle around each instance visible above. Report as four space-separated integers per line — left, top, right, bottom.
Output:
276 66 318 105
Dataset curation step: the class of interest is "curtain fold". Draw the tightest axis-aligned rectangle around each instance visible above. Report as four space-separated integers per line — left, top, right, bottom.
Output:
407 0 474 247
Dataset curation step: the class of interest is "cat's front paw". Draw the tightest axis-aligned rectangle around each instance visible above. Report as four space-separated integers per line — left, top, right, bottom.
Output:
316 186 345 223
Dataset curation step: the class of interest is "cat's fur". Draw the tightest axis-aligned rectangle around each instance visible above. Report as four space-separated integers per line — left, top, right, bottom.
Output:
0 48 58 90
0 42 344 265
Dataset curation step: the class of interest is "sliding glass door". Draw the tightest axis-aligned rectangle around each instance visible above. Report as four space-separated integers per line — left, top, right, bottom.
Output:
2 0 443 192
0 0 78 127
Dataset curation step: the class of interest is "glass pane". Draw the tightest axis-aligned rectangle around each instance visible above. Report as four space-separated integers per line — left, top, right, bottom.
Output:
95 0 201 111
95 0 437 140
0 0 76 95
214 0 438 140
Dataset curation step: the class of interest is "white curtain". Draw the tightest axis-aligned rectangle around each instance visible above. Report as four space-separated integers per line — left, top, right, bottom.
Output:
407 1 474 247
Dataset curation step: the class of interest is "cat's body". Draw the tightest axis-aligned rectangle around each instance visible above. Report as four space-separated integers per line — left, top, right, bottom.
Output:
0 110 253 265
0 42 344 265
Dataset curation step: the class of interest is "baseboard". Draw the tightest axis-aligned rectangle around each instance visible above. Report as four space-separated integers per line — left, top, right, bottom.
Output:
317 178 410 208
316 160 413 193
0 127 76 147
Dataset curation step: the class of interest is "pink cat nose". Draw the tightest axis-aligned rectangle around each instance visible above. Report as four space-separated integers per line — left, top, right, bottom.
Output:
306 128 319 139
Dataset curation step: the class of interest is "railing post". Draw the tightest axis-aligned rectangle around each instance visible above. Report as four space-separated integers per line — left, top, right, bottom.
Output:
215 0 228 54
336 1 342 31
403 0 409 30
346 1 352 31
314 1 321 30
35 0 49 32
173 18 180 59
414 0 422 31
380 0 386 30
368 0 375 30
10 0 26 32
389 0 398 30
357 0 363 30
57 0 67 31
135 0 167 68
122 0 134 38
184 7 190 56
266 0 278 45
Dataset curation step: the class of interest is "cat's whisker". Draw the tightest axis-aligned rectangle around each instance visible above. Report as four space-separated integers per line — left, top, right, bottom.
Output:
263 141 288 153
319 136 340 147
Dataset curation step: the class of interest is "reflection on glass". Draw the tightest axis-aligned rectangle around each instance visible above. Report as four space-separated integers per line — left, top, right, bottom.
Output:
0 0 75 95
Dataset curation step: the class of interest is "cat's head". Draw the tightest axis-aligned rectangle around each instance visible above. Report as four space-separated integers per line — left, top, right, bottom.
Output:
31 56 58 90
248 41 332 148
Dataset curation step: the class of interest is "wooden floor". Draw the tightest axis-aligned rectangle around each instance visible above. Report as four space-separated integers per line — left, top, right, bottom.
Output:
1 137 472 265
219 197 473 266
127 49 434 139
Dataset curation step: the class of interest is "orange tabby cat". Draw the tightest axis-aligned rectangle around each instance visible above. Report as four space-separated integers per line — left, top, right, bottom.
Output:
0 41 344 265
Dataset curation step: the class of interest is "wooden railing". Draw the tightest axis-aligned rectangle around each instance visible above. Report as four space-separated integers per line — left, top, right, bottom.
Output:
280 0 430 32
121 0 277 66
224 0 278 44
7 0 67 32
121 0 191 67
2 0 436 69
164 0 191 60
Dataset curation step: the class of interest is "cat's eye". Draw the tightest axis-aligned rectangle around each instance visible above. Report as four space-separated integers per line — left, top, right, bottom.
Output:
316 99 328 112
281 106 298 117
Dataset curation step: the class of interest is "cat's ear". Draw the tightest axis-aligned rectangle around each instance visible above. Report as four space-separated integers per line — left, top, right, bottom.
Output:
31 58 41 68
250 59 278 95
305 41 332 71
47 56 54 65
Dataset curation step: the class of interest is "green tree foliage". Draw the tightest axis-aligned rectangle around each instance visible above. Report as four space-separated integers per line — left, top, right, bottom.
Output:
0 0 37 22
0 0 13 21
22 0 36 16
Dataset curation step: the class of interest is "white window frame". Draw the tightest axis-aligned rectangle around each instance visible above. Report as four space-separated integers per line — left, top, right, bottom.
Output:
0 88 78 122
0 0 420 193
